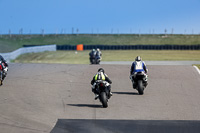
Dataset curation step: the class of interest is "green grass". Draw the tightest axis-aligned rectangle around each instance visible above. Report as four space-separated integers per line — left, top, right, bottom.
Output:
14 51 89 64
14 50 200 64
1 34 200 52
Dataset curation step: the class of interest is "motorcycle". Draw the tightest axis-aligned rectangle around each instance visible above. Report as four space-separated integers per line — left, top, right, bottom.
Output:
94 80 111 108
131 71 148 95
90 56 101 64
0 62 8 86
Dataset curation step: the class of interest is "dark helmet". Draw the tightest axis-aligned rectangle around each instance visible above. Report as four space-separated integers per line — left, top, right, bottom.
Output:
98 68 104 73
135 56 142 61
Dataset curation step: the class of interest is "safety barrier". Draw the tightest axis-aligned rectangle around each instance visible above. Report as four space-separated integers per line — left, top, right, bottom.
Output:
57 44 200 50
0 45 56 62
76 44 84 51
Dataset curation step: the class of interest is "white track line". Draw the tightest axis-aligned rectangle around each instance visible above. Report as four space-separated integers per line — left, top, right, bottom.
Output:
193 66 200 75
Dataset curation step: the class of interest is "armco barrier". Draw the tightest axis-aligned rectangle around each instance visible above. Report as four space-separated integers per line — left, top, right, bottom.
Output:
0 45 56 62
57 44 200 50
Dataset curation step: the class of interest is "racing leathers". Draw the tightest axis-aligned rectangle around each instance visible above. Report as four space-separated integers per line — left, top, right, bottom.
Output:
0 55 8 81
95 50 102 60
0 55 8 67
130 60 148 88
89 49 96 63
91 71 112 99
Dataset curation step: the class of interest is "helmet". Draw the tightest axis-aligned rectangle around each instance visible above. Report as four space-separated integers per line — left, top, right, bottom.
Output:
92 49 95 51
135 56 142 61
97 48 100 51
98 68 104 73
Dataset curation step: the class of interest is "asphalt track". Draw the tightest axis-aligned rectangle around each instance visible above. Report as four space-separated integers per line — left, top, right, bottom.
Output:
101 61 200 65
0 63 200 133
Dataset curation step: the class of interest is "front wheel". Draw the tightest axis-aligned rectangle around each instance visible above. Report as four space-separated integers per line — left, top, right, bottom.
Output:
100 92 108 108
137 80 144 95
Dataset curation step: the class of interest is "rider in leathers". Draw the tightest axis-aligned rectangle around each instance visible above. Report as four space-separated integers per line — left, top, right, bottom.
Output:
95 48 102 60
89 49 96 64
130 56 148 88
0 55 8 68
91 68 112 100
0 55 8 85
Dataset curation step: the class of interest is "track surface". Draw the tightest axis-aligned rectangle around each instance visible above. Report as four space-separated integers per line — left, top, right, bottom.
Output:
0 63 200 133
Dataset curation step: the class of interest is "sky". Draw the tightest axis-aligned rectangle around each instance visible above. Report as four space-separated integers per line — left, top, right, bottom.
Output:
0 0 200 34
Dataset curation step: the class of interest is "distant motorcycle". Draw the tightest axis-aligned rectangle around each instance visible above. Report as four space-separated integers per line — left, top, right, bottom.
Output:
131 71 148 95
0 61 8 86
90 56 101 64
94 80 111 108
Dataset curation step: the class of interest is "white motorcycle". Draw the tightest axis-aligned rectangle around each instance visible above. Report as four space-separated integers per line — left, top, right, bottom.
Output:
130 71 148 95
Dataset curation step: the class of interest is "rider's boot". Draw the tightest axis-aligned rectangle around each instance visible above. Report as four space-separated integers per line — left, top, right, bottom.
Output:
95 94 99 100
132 81 137 88
144 82 148 87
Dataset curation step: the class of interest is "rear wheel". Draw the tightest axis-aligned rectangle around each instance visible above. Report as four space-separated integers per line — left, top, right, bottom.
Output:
0 73 2 86
138 80 144 95
100 92 108 108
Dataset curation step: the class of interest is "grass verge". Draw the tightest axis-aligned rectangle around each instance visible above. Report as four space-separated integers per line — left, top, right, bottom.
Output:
14 50 200 64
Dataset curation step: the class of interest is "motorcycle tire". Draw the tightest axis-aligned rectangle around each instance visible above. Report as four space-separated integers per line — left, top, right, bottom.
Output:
137 80 144 95
0 73 2 86
100 92 108 108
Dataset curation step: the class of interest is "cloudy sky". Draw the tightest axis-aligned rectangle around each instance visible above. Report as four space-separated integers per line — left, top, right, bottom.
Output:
0 0 200 34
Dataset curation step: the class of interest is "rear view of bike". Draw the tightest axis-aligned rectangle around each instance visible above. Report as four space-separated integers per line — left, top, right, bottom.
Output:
95 81 110 108
90 56 101 65
131 72 148 95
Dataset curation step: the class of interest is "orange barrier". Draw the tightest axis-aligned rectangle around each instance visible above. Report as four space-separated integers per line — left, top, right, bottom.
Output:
76 44 83 51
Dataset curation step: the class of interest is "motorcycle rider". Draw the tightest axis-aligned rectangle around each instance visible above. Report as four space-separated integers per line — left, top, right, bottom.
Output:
0 55 8 80
95 48 102 60
130 56 148 88
0 55 8 68
89 49 96 64
91 68 112 100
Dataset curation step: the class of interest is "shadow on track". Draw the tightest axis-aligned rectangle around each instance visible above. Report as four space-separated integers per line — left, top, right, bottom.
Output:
67 104 102 108
112 91 139 95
